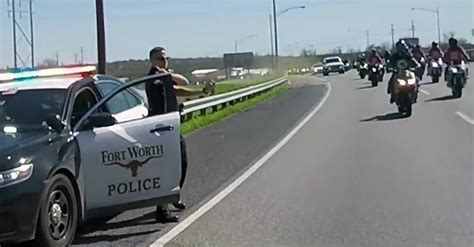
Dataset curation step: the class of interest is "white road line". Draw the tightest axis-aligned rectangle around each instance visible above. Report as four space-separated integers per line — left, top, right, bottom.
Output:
419 89 430 95
150 82 332 247
456 112 474 125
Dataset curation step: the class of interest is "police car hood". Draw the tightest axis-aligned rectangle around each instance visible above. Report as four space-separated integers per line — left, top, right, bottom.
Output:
0 131 51 171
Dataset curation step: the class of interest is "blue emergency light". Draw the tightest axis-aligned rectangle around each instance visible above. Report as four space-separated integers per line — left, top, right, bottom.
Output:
0 66 97 82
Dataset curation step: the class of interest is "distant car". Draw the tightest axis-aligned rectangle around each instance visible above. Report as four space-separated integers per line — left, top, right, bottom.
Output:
311 63 324 74
322 56 345 76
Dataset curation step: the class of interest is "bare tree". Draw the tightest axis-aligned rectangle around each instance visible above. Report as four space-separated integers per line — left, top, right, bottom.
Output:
38 59 58 68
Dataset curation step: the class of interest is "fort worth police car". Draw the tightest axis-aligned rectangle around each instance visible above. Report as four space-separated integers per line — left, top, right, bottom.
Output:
0 66 182 246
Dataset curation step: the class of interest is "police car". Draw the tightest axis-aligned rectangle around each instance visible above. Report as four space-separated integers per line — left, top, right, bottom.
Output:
0 66 182 246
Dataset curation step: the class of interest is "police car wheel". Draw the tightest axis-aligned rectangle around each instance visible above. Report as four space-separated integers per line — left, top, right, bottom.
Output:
35 174 78 247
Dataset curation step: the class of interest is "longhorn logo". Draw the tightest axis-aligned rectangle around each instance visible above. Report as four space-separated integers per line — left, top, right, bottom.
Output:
104 155 161 177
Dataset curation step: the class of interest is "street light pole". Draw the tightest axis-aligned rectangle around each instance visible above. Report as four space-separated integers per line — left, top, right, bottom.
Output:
272 0 278 70
269 14 274 56
411 7 441 44
95 0 106 74
436 6 441 44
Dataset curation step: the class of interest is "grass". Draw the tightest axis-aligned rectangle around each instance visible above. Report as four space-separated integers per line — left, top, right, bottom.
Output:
183 75 282 95
181 82 288 135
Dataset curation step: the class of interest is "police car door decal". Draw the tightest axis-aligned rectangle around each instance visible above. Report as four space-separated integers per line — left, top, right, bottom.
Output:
76 111 181 210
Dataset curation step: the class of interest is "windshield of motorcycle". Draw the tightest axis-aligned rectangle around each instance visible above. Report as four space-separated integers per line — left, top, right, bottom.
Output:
0 89 67 132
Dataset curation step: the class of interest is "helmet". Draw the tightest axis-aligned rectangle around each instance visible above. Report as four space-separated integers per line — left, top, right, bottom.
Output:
431 41 438 47
395 41 407 53
449 37 457 46
371 48 377 53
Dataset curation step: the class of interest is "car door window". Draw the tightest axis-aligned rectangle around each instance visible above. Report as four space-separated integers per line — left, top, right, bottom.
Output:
96 82 129 114
71 88 99 128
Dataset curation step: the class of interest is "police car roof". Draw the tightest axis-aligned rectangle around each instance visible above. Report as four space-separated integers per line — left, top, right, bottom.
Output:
0 75 88 91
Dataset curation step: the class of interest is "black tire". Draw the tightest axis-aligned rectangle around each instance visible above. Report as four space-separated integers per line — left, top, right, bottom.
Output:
405 103 412 117
323 73 329 76
398 106 404 114
432 75 439 83
452 87 463 98
34 174 78 247
371 79 378 87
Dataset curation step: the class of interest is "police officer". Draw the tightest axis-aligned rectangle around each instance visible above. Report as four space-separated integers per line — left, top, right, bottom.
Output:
147 46 214 222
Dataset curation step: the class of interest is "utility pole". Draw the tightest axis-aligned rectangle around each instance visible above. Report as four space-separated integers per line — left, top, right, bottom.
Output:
366 30 370 49
8 0 35 69
29 0 34 68
95 0 106 74
272 0 279 70
391 24 395 49
411 21 416 38
269 14 274 57
74 53 78 64
80 46 84 64
11 0 18 68
56 51 59 66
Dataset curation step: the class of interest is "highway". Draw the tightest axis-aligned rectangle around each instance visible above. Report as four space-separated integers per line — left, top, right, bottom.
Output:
72 67 473 247
72 76 328 246
159 68 473 247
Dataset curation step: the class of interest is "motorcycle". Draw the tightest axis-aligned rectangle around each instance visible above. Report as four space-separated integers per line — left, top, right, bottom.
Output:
359 62 368 79
393 60 419 117
368 63 384 87
447 61 467 98
428 58 443 83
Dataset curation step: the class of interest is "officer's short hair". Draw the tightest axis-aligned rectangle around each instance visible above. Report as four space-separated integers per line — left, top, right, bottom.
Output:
149 47 165 58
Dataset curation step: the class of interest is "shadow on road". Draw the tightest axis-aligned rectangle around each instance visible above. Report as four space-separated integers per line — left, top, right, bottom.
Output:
73 229 159 245
425 95 456 102
357 85 374 90
360 112 405 122
74 211 161 244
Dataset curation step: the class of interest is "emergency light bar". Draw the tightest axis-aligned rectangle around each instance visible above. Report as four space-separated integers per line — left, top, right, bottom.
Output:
0 66 97 82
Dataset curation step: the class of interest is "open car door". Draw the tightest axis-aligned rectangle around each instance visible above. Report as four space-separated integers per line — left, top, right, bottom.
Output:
73 74 181 217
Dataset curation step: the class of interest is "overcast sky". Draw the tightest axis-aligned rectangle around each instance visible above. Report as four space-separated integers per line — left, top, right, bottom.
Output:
0 0 473 68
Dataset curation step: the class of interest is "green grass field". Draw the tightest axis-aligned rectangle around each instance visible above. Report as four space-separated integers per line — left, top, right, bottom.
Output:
181 82 288 135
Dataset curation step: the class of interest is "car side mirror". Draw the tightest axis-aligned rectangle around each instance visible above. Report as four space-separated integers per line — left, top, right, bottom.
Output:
46 115 65 132
82 112 117 130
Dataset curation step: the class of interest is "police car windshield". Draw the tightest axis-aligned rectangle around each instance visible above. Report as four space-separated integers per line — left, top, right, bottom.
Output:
325 58 340 63
0 89 67 131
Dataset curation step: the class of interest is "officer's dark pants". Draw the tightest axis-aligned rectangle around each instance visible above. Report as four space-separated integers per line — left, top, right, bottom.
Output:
179 135 188 188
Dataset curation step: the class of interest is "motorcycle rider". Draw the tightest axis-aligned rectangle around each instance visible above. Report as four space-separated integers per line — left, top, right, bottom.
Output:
443 37 470 82
387 40 420 103
427 42 444 76
428 41 444 58
412 44 427 64
367 49 383 77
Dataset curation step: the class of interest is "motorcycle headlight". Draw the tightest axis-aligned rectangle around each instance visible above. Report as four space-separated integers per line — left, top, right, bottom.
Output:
407 78 416 85
379 64 384 68
431 62 439 68
363 64 368 69
372 67 377 72
0 163 34 188
451 68 458 73
397 79 407 86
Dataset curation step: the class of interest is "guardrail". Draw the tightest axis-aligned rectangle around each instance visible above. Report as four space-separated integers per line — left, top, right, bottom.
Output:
180 77 288 121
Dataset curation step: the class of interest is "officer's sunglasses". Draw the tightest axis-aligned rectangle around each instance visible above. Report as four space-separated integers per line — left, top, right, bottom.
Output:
154 56 169 62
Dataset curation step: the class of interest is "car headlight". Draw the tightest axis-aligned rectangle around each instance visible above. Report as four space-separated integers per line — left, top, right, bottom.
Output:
0 163 34 188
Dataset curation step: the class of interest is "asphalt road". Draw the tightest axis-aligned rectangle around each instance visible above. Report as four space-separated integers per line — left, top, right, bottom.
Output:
71 76 328 246
163 67 474 247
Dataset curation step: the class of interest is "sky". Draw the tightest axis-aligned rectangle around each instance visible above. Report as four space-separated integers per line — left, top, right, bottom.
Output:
0 0 473 68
